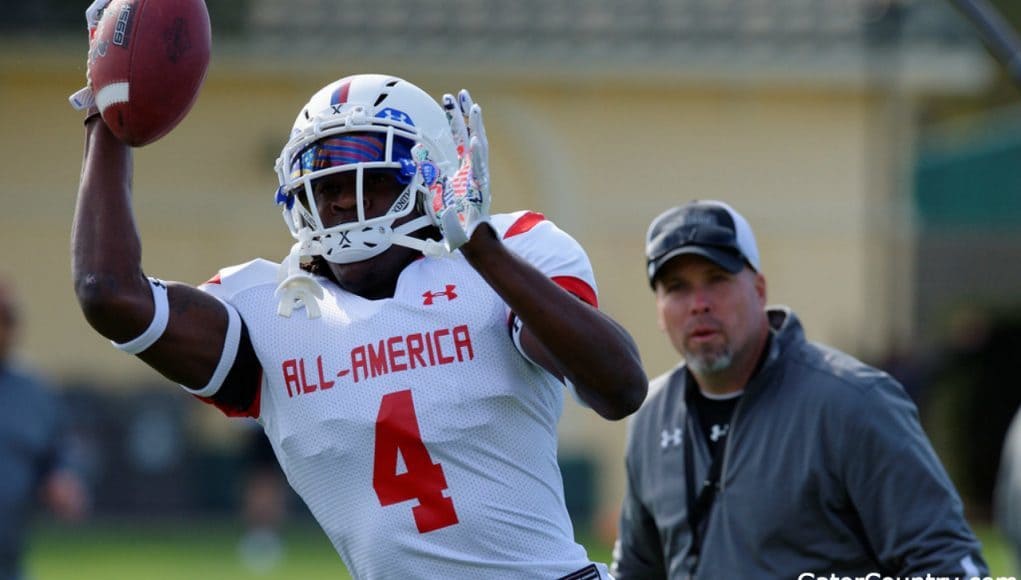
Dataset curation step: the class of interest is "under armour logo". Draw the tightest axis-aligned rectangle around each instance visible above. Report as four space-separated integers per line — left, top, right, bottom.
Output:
376 108 414 125
422 284 458 305
710 424 729 442
661 428 682 449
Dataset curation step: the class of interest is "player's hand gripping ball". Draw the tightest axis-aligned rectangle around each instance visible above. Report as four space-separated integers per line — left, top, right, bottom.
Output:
71 0 211 147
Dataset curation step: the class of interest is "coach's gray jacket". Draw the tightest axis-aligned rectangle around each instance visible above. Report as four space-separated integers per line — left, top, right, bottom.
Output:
612 307 988 580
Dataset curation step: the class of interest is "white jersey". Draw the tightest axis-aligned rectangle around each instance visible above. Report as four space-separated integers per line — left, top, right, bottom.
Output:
194 212 608 579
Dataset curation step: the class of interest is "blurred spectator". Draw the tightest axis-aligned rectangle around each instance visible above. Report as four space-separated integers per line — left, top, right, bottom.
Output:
936 306 1021 515
0 278 88 580
877 341 940 415
237 421 288 573
995 407 1021 569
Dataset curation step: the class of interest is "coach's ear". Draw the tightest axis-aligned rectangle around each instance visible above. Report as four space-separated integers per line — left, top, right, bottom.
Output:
653 281 668 334
754 271 767 307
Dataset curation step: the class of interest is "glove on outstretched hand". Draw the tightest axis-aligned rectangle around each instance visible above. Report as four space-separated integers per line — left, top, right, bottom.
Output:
69 0 113 111
427 89 492 252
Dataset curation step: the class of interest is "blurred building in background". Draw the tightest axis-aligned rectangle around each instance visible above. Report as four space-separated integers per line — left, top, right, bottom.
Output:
1 0 1012 532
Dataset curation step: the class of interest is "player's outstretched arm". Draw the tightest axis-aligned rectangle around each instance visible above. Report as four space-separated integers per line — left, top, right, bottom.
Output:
462 227 647 420
69 1 251 393
431 90 645 419
72 116 241 389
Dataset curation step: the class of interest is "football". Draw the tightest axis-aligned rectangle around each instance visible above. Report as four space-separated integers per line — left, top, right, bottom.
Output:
88 0 211 147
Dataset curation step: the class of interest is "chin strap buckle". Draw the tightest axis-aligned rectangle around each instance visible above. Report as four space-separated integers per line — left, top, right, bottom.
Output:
275 230 325 319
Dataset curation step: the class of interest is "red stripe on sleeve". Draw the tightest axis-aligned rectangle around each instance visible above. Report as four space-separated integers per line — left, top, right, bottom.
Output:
243 371 263 419
205 274 222 285
503 211 546 239
195 369 262 419
552 276 598 308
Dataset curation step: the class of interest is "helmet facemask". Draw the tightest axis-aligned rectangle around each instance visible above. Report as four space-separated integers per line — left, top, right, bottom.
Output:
278 118 441 264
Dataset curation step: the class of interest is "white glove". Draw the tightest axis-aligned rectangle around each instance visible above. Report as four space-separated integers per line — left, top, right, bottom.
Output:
428 89 492 252
68 0 113 111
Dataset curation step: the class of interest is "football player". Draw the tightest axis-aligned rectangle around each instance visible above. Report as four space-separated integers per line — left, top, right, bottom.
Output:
73 71 646 579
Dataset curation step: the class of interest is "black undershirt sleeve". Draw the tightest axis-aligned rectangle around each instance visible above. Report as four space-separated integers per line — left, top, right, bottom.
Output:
207 322 262 417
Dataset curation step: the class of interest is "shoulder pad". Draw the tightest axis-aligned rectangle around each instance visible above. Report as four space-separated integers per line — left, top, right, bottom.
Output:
490 210 547 240
200 259 279 299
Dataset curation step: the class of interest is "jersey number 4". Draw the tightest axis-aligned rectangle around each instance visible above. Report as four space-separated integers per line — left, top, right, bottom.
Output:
373 389 459 533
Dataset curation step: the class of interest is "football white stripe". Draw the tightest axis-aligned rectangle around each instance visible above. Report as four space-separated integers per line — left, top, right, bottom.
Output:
95 82 129 112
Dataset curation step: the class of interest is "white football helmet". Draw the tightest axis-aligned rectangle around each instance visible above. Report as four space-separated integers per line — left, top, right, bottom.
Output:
274 74 459 264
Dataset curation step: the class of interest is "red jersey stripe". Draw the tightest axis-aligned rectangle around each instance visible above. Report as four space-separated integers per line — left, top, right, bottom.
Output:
196 368 262 419
552 276 598 308
248 370 263 419
503 211 546 239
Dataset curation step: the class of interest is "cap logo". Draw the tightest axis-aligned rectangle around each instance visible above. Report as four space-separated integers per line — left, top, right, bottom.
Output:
682 212 721 227
645 201 758 285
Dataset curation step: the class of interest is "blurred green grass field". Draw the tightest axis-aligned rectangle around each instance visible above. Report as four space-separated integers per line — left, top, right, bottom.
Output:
25 518 1017 580
26 518 614 580
28 519 348 580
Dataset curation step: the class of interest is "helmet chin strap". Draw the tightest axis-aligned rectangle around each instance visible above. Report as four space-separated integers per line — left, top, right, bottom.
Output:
275 214 448 319
389 214 447 258
276 227 325 319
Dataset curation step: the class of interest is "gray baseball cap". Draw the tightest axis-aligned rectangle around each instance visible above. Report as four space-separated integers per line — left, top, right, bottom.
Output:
645 200 760 287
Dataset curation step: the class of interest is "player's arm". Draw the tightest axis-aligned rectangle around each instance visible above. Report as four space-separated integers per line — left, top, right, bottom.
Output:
461 227 646 419
432 90 645 419
73 113 257 398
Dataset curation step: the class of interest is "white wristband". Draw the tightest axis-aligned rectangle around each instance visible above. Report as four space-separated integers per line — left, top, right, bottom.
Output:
183 296 241 398
111 278 169 354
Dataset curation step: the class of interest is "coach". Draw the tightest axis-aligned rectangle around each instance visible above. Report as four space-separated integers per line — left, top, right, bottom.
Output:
612 200 988 579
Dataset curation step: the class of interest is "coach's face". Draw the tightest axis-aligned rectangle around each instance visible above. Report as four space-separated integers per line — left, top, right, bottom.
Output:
654 254 766 378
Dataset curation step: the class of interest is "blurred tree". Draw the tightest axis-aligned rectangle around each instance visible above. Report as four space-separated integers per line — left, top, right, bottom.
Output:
925 0 1021 122
0 0 251 38
928 307 1021 517
1 0 80 33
